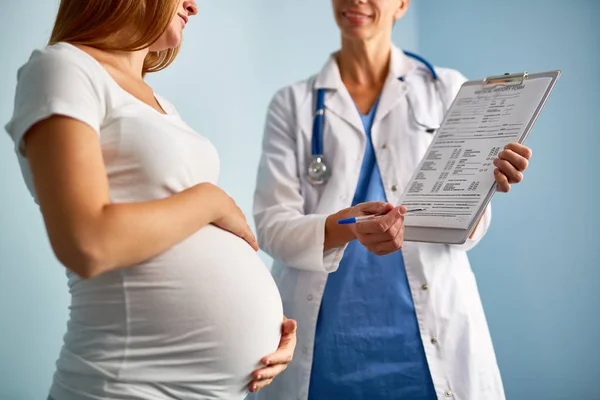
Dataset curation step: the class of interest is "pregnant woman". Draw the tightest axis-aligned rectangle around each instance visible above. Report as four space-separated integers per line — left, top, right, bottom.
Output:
4 0 295 399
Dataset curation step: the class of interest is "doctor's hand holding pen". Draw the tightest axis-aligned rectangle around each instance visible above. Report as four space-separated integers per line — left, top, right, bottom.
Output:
324 202 408 256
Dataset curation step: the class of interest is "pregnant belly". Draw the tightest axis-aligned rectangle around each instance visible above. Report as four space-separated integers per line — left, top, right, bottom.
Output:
111 225 283 394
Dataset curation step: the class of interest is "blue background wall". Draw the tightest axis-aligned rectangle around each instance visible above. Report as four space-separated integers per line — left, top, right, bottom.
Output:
415 1 600 399
0 1 597 399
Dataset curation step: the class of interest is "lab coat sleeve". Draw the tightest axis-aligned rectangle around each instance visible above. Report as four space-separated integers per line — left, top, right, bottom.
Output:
451 205 492 251
253 88 346 273
440 68 493 251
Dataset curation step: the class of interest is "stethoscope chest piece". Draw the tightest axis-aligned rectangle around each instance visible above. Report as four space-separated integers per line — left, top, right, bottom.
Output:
307 154 331 185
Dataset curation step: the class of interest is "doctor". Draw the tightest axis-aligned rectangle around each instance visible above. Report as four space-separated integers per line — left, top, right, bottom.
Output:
252 0 532 399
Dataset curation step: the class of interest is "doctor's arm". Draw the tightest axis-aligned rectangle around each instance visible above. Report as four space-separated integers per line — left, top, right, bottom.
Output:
254 89 352 273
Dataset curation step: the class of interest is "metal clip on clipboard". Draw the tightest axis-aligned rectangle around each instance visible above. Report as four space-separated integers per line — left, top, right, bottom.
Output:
483 71 529 86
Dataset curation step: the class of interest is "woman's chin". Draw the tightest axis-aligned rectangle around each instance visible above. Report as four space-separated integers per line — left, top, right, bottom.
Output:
149 32 182 52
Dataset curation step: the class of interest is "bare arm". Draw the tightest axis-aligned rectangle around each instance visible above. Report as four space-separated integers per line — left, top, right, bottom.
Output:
25 115 246 279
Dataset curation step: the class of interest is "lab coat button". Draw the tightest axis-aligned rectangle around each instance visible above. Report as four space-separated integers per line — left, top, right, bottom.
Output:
431 337 438 345
421 283 429 291
382 143 388 149
307 295 313 301
391 184 398 192
444 390 453 397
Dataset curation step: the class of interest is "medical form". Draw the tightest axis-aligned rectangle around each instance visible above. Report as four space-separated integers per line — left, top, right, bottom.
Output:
401 70 561 243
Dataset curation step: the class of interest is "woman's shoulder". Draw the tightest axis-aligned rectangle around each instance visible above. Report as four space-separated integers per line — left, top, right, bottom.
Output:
16 42 105 81
5 42 110 153
10 42 112 106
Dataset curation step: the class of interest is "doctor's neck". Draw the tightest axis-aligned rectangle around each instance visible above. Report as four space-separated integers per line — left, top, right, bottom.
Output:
337 35 392 88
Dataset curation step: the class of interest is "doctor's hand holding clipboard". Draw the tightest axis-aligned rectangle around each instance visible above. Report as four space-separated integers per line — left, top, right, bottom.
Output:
492 142 533 193
249 1 537 400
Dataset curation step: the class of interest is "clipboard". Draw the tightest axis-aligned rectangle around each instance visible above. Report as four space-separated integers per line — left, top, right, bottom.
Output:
402 70 561 244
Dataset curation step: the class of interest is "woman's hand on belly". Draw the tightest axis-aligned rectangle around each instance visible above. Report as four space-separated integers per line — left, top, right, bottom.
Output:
248 317 297 393
208 185 259 251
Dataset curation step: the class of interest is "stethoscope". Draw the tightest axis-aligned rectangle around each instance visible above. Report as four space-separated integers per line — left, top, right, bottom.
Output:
307 50 449 186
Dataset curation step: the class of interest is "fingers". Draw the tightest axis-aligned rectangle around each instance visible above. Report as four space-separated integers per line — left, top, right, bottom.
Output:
369 222 405 255
280 318 297 335
237 210 258 250
252 362 288 382
219 202 260 251
356 206 404 234
236 207 259 251
260 338 294 365
498 148 529 172
247 237 259 251
249 319 297 393
355 207 406 255
260 319 297 365
355 201 394 216
358 218 403 245
504 142 532 160
249 377 274 393
240 225 259 251
494 169 510 192
220 222 259 251
493 157 522 184
492 143 532 193
249 356 290 393
242 234 259 251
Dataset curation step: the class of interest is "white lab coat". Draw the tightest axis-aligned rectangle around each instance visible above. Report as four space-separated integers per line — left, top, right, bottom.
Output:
250 45 504 400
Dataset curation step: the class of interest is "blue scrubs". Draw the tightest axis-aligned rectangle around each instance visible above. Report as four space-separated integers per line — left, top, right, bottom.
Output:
308 98 437 400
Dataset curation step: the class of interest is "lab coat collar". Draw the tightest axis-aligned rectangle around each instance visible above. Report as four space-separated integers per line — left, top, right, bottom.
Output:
313 45 416 132
375 46 415 123
389 44 417 80
313 54 363 134
313 45 415 90
315 45 415 90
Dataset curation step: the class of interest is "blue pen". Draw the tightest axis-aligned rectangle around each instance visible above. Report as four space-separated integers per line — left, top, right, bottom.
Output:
337 208 428 225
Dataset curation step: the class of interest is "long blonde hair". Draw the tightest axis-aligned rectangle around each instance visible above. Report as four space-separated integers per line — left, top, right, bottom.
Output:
49 0 180 74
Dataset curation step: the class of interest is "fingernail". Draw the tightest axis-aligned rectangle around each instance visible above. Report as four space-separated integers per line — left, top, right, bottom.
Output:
252 385 258 392
264 360 271 366
257 374 262 380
